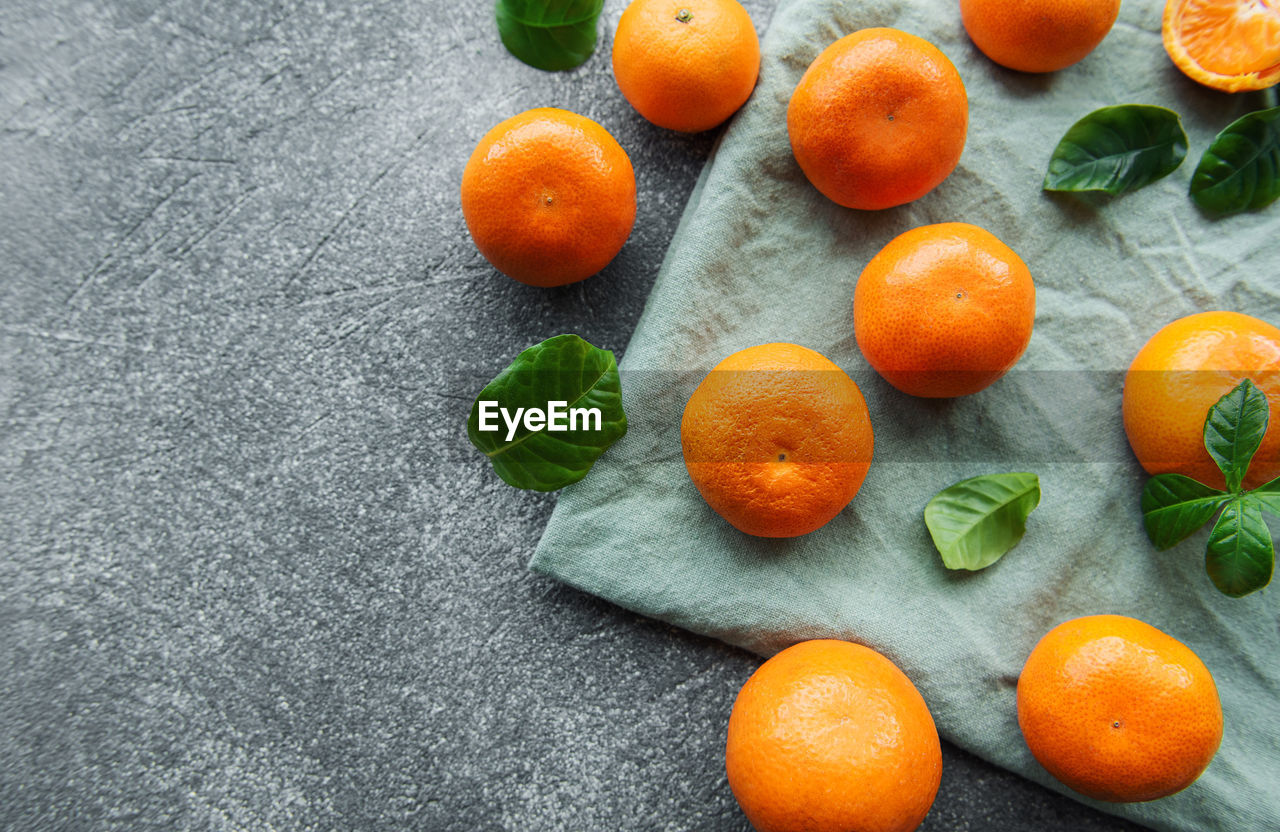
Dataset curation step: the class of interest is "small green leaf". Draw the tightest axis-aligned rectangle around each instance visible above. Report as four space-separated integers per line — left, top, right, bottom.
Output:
1205 498 1275 597
1249 474 1280 516
924 473 1041 571
1203 378 1269 493
467 334 627 491
1190 106 1280 215
1043 105 1188 194
1141 474 1229 550
495 0 604 72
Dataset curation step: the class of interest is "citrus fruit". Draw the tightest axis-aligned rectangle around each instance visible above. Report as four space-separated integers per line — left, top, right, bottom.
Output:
1123 310 1280 490
612 0 761 133
960 0 1121 73
1163 0 1280 92
460 108 636 287
681 343 873 538
1017 615 1223 803
787 28 968 211
726 639 942 832
854 223 1036 398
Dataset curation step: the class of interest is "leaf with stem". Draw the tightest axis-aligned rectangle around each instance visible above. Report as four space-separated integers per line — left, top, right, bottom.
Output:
1043 105 1188 194
1249 474 1280 516
924 473 1041 571
1203 377 1269 492
1141 474 1229 550
1190 106 1280 215
1138 378 1278 598
467 334 627 491
1205 497 1275 597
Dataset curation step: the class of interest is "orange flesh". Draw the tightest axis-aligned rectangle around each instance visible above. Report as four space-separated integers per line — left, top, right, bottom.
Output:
1165 0 1280 91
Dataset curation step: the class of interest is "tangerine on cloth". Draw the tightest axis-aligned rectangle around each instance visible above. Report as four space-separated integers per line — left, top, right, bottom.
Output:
531 1 1279 829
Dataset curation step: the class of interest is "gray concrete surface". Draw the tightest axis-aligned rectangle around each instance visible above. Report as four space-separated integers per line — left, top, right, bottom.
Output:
1 1 1146 829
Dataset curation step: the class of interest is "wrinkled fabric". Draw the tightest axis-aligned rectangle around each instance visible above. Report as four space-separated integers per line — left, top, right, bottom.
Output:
531 1 1280 828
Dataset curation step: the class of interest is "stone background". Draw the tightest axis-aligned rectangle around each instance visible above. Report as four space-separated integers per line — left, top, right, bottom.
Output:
1 0 1143 829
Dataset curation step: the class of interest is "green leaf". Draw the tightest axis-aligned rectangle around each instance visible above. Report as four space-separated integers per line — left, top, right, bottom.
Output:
924 473 1041 571
1141 474 1230 550
1248 474 1280 516
1203 378 1269 493
1043 105 1188 194
467 334 627 491
1190 106 1280 215
495 0 604 72
1205 498 1274 597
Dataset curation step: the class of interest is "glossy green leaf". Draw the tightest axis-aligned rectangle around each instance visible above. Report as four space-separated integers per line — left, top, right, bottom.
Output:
1141 474 1229 550
1205 498 1274 597
924 473 1041 571
467 334 626 491
495 0 604 72
1043 105 1188 194
1203 378 1269 493
1249 474 1280 516
1190 106 1280 215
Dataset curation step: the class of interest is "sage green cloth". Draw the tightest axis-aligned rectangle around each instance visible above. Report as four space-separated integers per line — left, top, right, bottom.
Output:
531 0 1280 828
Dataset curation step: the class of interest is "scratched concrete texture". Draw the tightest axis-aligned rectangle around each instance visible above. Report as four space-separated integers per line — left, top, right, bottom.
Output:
0 1 1146 830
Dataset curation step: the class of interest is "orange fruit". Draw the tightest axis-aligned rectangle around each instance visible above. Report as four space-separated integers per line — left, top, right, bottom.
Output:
460 108 635 287
1124 311 1280 491
787 28 968 211
960 0 1121 73
1163 0 1280 92
680 343 873 538
854 223 1036 398
726 639 942 832
612 0 761 133
1017 615 1223 803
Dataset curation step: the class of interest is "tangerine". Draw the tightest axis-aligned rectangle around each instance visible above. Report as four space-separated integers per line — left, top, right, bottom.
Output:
961 0 1121 73
1123 310 1280 490
726 639 942 832
854 223 1036 398
612 0 761 133
680 343 873 538
1163 0 1280 92
787 28 968 211
460 108 635 287
1017 615 1223 802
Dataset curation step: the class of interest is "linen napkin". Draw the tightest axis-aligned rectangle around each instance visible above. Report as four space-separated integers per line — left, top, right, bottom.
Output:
532 0 1280 828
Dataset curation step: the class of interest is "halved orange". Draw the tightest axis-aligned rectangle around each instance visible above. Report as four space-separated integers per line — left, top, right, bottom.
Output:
1163 0 1280 92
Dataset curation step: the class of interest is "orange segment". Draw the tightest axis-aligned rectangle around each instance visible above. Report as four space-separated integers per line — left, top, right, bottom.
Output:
1163 0 1280 92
